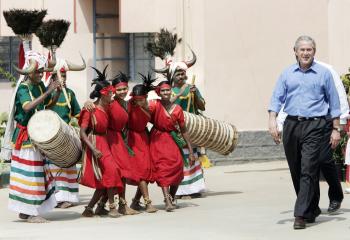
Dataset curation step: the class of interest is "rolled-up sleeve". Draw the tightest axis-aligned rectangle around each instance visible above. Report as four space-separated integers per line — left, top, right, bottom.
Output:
268 73 287 113
325 70 341 118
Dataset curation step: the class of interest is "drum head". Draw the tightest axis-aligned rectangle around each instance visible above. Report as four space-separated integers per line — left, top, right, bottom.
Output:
28 110 61 143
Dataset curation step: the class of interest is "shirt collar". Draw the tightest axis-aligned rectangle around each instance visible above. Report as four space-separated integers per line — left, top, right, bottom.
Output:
293 60 317 73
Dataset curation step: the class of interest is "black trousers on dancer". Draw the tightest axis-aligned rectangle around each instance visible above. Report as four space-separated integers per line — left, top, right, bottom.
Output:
283 116 326 219
319 119 343 203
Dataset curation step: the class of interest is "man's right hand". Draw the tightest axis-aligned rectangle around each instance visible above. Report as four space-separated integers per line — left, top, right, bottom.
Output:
268 113 281 145
47 79 61 93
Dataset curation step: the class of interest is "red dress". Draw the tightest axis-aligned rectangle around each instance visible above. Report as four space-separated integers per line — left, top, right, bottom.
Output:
149 100 185 187
78 107 123 191
107 101 136 182
128 102 154 183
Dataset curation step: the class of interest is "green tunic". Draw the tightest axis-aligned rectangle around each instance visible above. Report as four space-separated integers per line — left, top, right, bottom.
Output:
50 88 81 124
12 81 51 148
172 85 204 114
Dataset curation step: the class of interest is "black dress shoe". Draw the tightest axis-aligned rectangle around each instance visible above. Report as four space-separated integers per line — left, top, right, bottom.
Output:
328 201 341 214
293 217 306 229
306 207 321 223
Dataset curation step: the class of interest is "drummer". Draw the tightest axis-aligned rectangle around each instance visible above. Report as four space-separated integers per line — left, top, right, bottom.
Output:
8 52 62 223
47 67 81 209
166 53 207 199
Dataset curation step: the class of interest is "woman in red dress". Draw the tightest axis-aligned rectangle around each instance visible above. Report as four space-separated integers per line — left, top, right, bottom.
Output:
79 66 123 218
92 72 139 215
128 73 158 213
149 80 196 211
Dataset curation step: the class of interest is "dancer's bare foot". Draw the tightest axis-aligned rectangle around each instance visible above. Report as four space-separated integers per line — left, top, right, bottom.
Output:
144 198 158 213
59 202 74 209
164 194 175 212
119 199 140 215
95 203 109 216
108 208 122 218
27 216 49 223
82 206 94 217
130 199 145 211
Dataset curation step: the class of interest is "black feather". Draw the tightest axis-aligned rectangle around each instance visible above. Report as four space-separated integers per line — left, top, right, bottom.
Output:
91 65 108 87
146 28 179 60
138 72 157 92
35 19 70 48
3 9 47 34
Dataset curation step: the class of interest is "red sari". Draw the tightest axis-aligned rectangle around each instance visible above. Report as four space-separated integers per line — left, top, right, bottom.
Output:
128 102 154 183
149 100 185 187
78 106 123 191
107 101 136 182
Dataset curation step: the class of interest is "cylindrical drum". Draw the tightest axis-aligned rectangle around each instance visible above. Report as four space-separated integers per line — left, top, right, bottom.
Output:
28 110 82 168
184 112 238 155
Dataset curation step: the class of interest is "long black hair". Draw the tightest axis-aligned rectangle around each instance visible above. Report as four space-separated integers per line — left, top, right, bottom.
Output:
89 65 110 99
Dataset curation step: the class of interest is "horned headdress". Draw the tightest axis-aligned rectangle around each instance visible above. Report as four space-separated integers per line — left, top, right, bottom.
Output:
147 28 196 81
3 9 53 75
35 19 86 73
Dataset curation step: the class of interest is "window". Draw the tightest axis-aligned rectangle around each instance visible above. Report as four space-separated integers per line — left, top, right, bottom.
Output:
0 36 20 82
129 33 155 82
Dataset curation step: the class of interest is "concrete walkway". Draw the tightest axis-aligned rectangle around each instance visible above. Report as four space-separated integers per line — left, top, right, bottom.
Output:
0 160 350 240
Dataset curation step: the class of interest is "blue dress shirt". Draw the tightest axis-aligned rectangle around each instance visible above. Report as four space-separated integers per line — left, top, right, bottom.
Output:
269 61 341 118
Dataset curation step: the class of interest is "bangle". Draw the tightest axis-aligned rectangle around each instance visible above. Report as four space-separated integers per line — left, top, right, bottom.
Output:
333 126 341 132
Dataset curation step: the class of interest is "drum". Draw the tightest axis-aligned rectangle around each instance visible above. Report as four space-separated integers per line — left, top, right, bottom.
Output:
184 112 238 155
27 110 82 168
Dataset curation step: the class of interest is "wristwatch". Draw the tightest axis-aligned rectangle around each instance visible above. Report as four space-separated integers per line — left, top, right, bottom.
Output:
333 126 342 132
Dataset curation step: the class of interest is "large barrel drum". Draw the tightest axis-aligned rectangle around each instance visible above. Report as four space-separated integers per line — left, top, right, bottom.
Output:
183 112 238 155
27 110 82 168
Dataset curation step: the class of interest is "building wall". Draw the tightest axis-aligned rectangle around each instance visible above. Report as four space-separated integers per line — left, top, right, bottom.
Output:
120 0 350 131
1 0 350 132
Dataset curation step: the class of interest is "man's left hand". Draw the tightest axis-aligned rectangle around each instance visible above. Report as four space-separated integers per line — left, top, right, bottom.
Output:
190 84 197 93
330 130 341 149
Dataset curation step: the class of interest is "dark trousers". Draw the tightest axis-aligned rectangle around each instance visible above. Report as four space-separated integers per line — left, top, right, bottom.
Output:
319 119 343 203
283 117 326 219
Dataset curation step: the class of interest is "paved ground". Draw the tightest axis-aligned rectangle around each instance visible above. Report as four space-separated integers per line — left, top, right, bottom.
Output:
0 160 350 240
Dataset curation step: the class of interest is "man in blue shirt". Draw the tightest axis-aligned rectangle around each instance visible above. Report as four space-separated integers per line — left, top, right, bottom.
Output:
268 36 341 229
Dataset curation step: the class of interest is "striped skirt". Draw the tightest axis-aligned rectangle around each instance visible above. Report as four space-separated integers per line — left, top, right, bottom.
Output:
47 162 79 203
8 147 57 216
176 148 206 196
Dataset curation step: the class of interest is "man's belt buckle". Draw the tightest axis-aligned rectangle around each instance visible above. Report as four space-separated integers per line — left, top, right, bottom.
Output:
297 116 304 121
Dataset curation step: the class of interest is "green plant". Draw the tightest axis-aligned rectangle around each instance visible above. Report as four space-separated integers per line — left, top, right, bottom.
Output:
0 112 9 150
0 59 17 87
0 159 7 172
332 133 348 164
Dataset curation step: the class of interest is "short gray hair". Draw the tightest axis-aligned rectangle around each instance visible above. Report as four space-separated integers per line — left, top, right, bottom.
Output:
294 35 316 50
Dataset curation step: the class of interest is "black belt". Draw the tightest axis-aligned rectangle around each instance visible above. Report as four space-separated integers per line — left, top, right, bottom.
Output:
286 115 325 121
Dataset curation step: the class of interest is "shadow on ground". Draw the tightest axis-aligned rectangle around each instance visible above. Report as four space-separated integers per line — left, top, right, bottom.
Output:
12 211 81 223
225 168 289 174
202 190 243 197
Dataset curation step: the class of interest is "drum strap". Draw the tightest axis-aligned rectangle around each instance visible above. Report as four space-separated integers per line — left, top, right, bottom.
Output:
163 104 189 167
90 112 102 181
25 83 40 112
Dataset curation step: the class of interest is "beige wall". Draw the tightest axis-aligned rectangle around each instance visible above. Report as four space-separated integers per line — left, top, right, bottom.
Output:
1 0 350 131
204 0 330 131
120 0 334 130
